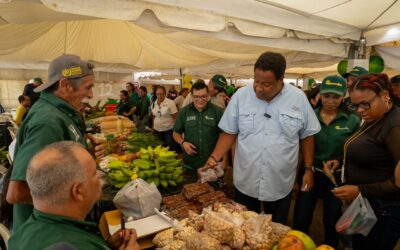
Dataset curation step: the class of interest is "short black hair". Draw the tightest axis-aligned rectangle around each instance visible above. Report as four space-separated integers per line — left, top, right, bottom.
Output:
191 80 208 93
126 82 134 88
18 95 26 104
155 85 166 94
254 52 286 80
120 90 129 97
139 86 147 93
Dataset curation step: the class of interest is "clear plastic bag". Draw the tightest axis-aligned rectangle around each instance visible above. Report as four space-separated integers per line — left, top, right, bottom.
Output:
335 193 377 236
198 163 224 183
113 178 162 219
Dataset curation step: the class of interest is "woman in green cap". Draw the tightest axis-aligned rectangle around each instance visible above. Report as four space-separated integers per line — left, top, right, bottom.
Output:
293 75 361 248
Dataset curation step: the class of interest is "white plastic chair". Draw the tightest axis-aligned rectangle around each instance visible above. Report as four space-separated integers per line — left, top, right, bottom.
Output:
0 223 10 249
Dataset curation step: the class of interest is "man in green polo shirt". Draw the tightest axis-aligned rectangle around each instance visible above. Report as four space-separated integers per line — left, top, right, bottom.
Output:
6 54 105 231
9 141 140 250
173 81 224 172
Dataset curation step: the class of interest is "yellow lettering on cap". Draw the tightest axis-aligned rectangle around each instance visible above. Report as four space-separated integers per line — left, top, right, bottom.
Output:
325 80 343 87
62 67 82 77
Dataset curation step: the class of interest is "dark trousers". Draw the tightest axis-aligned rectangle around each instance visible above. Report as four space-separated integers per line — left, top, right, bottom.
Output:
293 170 343 248
352 199 400 250
234 186 291 225
153 129 177 151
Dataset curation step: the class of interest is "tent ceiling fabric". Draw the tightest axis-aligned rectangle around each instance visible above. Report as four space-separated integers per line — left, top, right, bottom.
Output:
1 0 400 79
0 0 348 78
41 0 360 40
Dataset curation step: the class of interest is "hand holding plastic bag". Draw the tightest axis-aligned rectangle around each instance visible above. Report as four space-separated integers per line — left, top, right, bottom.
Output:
335 193 377 236
113 178 161 219
197 163 224 183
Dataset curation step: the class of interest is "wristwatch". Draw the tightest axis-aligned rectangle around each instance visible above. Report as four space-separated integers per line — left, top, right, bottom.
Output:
304 165 315 173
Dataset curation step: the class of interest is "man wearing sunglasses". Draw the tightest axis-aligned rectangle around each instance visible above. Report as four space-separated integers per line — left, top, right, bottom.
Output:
173 80 224 174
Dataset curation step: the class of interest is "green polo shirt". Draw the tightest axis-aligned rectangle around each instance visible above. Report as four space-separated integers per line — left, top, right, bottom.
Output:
11 91 87 231
314 108 361 169
173 102 223 169
9 209 110 250
135 96 150 118
130 91 139 105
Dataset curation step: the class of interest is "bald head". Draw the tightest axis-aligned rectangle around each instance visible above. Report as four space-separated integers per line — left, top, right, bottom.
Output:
27 141 88 205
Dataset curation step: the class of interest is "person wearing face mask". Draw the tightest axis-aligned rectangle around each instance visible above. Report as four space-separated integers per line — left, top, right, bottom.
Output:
332 73 400 250
7 54 105 232
173 81 223 174
205 52 321 224
293 75 360 248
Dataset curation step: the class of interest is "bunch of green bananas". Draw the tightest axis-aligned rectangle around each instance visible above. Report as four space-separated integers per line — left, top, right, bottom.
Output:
0 146 8 164
137 145 184 188
126 133 163 153
107 160 140 189
107 145 184 189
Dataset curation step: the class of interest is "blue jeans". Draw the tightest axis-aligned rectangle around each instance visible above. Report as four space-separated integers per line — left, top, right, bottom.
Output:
352 198 400 250
293 170 343 248
234 187 291 225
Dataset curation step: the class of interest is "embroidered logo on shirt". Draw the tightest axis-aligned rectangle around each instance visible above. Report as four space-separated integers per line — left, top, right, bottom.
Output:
335 125 349 130
204 115 214 120
69 124 81 141
186 116 196 121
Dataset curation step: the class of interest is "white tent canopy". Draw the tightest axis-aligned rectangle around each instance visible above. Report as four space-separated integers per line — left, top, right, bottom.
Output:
1 0 400 78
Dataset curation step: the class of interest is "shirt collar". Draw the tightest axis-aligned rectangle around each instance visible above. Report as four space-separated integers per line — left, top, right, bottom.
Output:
32 209 100 234
316 107 348 122
41 91 79 117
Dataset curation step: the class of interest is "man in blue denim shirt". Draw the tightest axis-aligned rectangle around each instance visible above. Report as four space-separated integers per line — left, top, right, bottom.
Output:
206 52 320 224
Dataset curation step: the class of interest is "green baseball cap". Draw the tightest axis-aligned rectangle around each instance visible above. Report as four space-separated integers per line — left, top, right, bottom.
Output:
210 74 228 90
320 75 347 96
343 66 369 78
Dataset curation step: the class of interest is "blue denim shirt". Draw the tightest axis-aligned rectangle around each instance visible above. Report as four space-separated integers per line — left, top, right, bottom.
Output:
219 83 320 201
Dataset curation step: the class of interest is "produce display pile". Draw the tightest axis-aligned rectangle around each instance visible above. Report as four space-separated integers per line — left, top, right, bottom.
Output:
126 132 163 153
107 145 184 189
0 146 8 164
155 182 325 250
153 204 293 250
162 183 245 220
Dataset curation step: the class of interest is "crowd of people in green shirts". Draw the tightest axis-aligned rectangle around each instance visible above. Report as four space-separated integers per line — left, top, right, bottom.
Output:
3 51 400 250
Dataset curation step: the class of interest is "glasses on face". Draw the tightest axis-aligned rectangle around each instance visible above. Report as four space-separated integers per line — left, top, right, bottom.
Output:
156 93 165 97
192 95 208 100
348 95 378 111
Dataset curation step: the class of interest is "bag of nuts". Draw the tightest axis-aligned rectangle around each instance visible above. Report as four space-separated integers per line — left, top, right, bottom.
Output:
203 209 235 244
241 215 274 250
184 231 221 250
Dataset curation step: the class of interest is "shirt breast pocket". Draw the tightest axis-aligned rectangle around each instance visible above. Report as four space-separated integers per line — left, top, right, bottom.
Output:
279 110 303 141
238 113 255 135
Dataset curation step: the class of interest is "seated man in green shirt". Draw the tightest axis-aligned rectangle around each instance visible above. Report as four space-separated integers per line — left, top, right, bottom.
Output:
9 141 140 250
173 81 224 173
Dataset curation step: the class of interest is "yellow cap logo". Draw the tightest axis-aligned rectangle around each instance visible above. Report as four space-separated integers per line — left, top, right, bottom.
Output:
62 67 82 77
325 80 343 87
